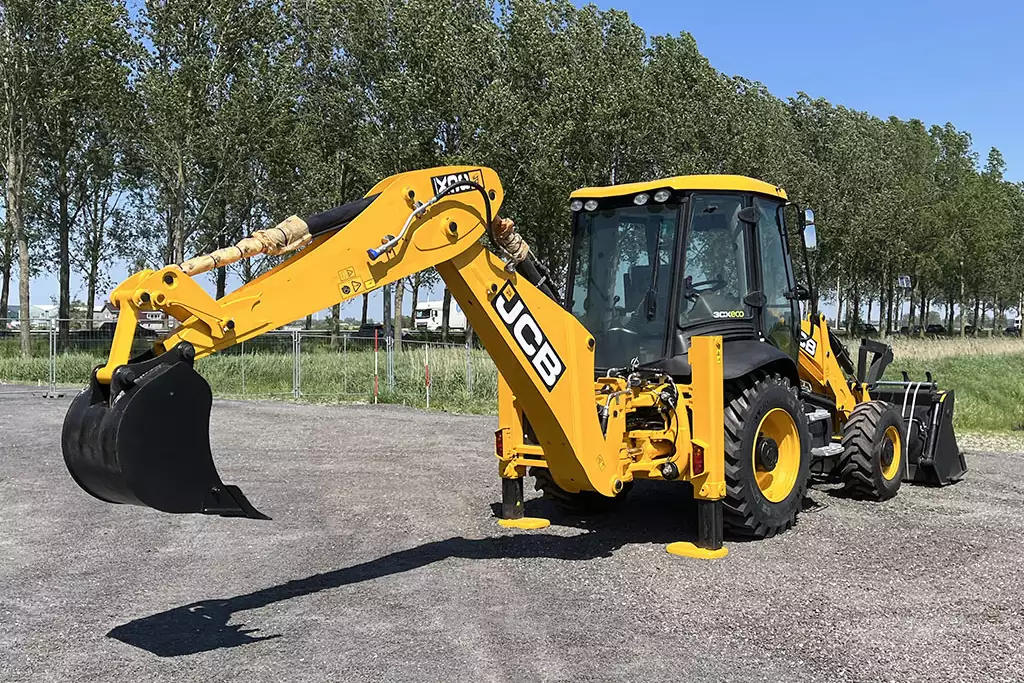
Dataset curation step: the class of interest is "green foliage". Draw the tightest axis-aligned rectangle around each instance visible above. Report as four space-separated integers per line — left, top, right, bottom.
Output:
2 0 1021 351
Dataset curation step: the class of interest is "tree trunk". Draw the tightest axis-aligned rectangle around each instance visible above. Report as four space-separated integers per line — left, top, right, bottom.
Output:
393 277 404 352
16 215 28 357
360 293 369 326
0 228 12 321
171 155 186 264
215 231 227 299
836 275 843 329
441 287 452 343
5 145 30 357
958 261 966 338
330 303 340 349
57 152 71 348
410 273 420 331
907 287 915 331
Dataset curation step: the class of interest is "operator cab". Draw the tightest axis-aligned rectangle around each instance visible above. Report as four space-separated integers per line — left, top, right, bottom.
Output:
566 176 808 378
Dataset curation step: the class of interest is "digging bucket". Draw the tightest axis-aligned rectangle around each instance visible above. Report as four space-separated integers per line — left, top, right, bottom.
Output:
873 377 967 486
61 342 269 519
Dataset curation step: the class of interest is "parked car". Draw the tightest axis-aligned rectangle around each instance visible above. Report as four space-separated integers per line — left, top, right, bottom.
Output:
351 323 385 340
925 324 947 337
1005 326 1022 338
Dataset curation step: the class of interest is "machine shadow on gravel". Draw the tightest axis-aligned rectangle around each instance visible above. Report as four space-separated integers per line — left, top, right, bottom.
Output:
107 483 754 658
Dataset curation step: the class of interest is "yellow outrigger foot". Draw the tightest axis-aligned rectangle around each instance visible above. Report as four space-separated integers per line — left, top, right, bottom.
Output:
665 542 729 560
498 517 551 530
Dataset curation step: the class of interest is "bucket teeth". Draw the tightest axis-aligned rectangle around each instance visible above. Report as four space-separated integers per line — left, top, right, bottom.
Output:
62 343 269 519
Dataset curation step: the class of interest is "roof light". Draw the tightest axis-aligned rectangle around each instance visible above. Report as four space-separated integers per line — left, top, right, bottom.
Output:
570 199 584 212
583 199 599 212
633 193 649 206
654 189 671 203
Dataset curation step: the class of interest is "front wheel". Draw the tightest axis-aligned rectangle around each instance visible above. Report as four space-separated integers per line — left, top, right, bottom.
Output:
839 401 905 500
723 373 811 538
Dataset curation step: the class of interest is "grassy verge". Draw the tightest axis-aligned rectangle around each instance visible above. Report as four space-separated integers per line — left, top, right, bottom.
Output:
0 346 499 415
883 351 1024 433
2 337 1019 431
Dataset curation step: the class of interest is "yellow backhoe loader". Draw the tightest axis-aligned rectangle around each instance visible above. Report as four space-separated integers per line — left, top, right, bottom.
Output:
61 166 966 558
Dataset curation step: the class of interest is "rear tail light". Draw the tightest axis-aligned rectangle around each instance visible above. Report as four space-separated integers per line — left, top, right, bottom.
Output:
692 443 705 475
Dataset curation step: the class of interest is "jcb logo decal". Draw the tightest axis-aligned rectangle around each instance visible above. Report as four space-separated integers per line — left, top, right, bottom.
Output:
493 282 564 390
430 169 484 196
799 332 817 356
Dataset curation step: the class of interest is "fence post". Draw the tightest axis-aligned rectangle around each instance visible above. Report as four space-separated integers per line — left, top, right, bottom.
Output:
387 332 395 392
240 341 246 396
292 329 301 399
425 342 430 409
373 328 379 404
465 335 473 396
343 332 348 395
48 318 58 396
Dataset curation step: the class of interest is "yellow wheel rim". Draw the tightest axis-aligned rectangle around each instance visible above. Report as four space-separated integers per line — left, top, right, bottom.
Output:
752 408 801 503
881 425 902 480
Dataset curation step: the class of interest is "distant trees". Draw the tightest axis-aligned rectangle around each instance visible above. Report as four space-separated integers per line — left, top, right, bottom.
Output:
0 0 1021 357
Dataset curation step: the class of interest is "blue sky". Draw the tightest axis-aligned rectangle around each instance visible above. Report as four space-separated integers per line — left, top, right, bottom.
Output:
585 0 1021 180
26 0 1021 317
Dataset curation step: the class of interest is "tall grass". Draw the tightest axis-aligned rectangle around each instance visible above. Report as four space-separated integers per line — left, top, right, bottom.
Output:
886 336 1024 362
2 336 1020 431
0 344 499 414
883 352 1024 433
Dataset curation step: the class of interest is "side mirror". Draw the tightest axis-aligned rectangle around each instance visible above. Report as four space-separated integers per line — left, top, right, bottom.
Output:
802 208 817 251
786 283 811 301
803 224 817 251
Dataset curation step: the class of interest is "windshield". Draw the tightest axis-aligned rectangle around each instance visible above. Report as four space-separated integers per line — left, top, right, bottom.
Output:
568 203 679 368
679 193 751 327
414 310 431 319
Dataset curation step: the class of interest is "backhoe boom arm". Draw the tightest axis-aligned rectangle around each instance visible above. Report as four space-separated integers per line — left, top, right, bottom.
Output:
87 166 625 497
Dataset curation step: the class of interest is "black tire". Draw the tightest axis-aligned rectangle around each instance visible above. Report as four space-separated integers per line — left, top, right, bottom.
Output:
530 466 632 516
840 401 905 500
723 373 811 538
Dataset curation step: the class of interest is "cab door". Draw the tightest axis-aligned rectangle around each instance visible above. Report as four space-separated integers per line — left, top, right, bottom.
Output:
753 196 799 359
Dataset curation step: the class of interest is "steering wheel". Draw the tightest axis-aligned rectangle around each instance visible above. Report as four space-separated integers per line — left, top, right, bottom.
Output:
684 277 728 301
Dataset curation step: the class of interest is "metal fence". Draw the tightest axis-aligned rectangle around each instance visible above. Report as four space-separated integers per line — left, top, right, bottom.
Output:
0 319 498 412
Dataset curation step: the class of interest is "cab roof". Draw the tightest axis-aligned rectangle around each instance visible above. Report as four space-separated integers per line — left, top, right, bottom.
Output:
570 174 788 201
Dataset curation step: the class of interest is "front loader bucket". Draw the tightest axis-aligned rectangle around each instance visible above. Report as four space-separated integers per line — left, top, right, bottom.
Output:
61 342 269 519
873 379 967 486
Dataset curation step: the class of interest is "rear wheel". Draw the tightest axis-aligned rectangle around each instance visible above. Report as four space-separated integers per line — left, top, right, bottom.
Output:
723 373 811 538
530 467 632 515
839 401 905 500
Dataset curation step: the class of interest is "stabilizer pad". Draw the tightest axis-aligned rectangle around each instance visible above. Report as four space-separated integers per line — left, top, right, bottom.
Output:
666 541 729 560
498 517 550 530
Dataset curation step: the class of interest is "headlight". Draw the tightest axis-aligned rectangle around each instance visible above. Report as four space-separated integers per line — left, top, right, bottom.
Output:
654 189 671 203
633 193 649 206
583 199 599 212
570 199 583 212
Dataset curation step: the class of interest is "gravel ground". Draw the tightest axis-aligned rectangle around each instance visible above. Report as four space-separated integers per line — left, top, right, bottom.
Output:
1 393 1023 683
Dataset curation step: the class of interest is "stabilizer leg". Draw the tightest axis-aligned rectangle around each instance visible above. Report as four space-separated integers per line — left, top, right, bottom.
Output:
501 477 524 519
666 500 729 560
497 476 549 530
